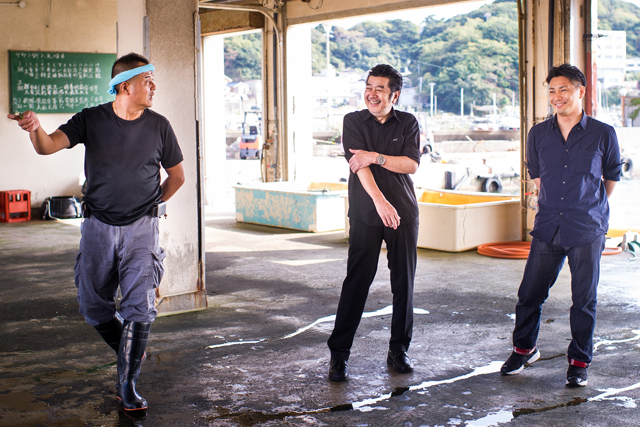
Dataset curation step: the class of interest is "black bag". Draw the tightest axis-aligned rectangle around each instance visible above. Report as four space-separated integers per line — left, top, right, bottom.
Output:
40 196 82 220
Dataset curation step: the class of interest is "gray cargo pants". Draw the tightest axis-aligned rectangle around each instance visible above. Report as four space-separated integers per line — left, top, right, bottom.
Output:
74 215 166 326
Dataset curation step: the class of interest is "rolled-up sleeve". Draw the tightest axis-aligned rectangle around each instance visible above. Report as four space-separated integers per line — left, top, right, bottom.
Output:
342 113 366 162
400 115 421 165
602 126 622 181
525 128 540 179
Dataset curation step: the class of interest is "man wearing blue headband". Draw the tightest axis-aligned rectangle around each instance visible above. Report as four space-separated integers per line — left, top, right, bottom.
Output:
8 52 185 411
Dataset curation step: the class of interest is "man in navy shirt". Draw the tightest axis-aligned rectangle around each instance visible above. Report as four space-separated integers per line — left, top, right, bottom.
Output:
501 64 621 387
327 64 421 381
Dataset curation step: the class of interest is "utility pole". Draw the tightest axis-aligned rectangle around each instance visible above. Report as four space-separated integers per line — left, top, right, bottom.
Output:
323 23 332 130
429 82 435 117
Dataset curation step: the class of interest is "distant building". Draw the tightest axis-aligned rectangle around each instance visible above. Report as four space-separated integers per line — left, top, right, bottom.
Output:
596 30 626 88
627 57 640 75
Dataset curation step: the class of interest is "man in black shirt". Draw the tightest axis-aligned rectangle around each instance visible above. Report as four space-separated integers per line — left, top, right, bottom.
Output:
8 53 185 410
327 64 421 381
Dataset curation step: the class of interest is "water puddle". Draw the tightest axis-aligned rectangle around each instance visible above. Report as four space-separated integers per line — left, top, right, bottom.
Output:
512 396 587 418
352 361 503 411
206 305 429 349
464 410 514 427
593 329 640 352
589 381 640 408
205 403 351 426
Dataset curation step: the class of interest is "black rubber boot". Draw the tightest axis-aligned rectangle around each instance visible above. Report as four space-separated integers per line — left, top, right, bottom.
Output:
117 321 151 411
94 315 124 355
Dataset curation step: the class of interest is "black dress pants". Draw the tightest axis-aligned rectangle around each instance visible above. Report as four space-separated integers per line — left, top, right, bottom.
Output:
328 217 419 361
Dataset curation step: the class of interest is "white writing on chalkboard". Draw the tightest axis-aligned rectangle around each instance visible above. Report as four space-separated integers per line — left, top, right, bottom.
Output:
12 96 107 112
14 52 66 60
15 62 103 80
10 50 116 114
16 82 100 96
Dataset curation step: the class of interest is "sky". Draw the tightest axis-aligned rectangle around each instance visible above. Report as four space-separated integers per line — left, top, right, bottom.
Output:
334 0 492 28
333 0 640 29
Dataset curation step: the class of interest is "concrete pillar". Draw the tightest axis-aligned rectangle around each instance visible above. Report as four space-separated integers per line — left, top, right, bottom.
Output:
285 23 314 182
116 0 206 315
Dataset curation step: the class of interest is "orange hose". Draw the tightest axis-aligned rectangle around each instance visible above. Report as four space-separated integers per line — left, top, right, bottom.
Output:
477 242 531 259
602 246 623 255
477 241 623 259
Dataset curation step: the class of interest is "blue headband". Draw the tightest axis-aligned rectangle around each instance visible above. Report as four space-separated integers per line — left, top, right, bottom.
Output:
107 64 155 95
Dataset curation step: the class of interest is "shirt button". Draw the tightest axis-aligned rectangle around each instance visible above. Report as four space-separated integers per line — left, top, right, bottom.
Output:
566 149 568 152
564 165 568 168
560 213 563 215
561 197 564 200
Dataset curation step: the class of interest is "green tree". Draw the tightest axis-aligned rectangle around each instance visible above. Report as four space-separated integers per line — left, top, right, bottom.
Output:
411 1 519 113
598 0 640 58
224 33 262 81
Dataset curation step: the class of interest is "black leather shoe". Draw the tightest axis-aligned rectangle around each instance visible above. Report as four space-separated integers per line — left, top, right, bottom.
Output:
329 358 349 382
387 350 414 373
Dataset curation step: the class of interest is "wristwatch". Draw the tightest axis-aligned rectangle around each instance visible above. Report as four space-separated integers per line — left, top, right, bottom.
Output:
377 153 386 165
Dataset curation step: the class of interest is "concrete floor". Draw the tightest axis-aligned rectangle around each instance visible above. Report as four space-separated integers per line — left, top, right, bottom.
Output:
1 209 640 427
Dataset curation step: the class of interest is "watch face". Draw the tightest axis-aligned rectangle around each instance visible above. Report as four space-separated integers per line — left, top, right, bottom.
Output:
378 155 385 165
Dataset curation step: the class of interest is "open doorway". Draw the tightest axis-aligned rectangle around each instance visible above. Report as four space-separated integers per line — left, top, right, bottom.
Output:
286 0 521 194
202 29 264 211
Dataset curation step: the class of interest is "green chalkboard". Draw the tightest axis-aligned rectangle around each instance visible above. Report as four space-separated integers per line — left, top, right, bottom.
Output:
9 50 116 114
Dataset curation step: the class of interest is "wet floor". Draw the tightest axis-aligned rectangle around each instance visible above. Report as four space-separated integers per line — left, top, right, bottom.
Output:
1 206 640 426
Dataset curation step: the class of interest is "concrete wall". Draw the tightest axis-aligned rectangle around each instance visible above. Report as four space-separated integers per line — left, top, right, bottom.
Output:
0 0 117 202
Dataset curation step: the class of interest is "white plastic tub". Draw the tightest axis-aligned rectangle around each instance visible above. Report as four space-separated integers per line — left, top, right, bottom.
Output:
416 189 521 251
344 188 521 252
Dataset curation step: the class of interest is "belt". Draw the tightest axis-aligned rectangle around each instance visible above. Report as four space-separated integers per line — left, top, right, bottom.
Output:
81 202 167 219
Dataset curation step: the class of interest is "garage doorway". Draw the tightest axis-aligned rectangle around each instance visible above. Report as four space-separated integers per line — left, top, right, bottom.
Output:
202 30 264 212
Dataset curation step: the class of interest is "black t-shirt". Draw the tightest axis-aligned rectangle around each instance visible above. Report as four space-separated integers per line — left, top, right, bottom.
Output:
59 102 183 226
343 108 420 227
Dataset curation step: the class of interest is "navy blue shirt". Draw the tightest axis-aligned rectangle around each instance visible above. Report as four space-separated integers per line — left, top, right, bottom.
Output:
526 112 621 247
342 108 420 227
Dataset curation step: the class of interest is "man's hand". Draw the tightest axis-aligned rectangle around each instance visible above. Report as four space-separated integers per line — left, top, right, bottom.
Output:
8 111 69 155
349 149 377 174
7 111 41 133
373 197 401 229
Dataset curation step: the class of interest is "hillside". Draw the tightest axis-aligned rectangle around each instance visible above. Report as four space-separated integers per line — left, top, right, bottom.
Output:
223 0 640 113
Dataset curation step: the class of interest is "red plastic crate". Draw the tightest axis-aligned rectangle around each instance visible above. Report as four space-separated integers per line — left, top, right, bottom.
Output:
0 190 31 223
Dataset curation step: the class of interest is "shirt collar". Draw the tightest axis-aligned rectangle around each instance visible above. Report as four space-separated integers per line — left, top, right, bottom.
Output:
551 110 588 130
362 107 399 123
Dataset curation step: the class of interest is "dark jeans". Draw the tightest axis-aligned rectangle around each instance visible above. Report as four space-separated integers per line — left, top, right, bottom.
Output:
328 218 419 361
513 231 606 364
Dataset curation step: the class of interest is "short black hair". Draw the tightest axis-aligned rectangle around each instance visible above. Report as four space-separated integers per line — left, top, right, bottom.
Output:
546 63 586 87
111 52 150 93
367 64 403 104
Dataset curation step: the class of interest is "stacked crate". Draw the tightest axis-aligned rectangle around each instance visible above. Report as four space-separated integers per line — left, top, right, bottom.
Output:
0 190 31 223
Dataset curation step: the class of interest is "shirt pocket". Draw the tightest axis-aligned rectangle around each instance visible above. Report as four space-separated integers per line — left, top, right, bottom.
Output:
576 148 603 177
387 135 404 156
